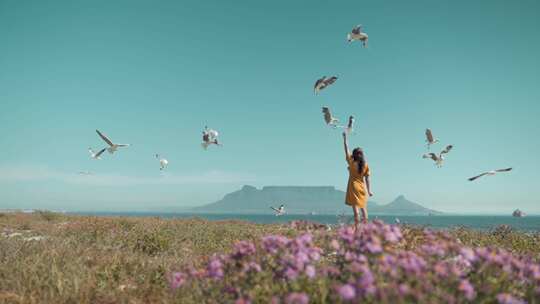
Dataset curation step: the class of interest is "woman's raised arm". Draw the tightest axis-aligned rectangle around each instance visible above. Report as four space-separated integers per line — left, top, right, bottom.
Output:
343 132 350 158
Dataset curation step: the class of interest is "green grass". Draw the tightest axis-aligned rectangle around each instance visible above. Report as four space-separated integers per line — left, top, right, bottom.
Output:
0 213 538 303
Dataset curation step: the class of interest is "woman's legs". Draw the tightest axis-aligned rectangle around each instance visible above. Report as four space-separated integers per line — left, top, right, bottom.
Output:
360 208 368 224
352 206 359 231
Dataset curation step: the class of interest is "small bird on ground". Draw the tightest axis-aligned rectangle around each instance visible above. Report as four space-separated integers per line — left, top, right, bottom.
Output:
347 25 368 48
322 107 340 127
468 168 512 181
423 144 453 167
96 130 130 154
88 147 106 160
155 154 169 170
270 204 285 216
202 126 222 150
314 76 338 94
425 128 439 150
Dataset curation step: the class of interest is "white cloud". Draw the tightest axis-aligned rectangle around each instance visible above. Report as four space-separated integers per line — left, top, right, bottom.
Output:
0 164 255 187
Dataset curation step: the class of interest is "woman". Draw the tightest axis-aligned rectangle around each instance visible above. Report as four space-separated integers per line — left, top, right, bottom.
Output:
342 132 373 230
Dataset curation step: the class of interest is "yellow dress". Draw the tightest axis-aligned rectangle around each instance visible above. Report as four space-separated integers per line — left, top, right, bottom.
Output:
345 154 370 208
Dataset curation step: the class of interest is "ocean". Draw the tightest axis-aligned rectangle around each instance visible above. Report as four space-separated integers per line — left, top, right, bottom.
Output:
70 212 540 232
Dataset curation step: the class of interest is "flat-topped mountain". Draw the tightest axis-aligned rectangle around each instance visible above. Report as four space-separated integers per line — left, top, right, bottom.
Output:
193 185 441 215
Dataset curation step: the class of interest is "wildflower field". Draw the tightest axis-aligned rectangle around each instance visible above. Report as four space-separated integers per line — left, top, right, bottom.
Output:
0 212 539 303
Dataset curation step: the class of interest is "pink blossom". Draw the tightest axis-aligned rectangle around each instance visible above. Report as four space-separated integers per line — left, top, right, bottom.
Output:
337 284 356 301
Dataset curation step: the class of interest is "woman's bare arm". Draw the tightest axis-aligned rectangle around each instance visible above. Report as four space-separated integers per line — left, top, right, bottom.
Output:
365 176 373 196
343 132 350 158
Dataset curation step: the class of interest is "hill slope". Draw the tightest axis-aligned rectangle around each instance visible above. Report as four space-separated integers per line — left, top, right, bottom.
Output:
193 185 440 215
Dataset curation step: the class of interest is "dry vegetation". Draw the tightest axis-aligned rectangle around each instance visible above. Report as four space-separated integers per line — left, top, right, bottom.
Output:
0 212 539 303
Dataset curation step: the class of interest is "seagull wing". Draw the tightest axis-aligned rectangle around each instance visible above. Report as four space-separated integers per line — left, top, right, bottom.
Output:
314 77 324 90
347 116 354 129
423 153 438 161
440 145 453 155
325 76 338 85
116 144 130 147
270 207 279 212
425 129 434 142
468 172 488 181
96 130 114 147
95 148 107 157
322 107 332 124
495 168 513 173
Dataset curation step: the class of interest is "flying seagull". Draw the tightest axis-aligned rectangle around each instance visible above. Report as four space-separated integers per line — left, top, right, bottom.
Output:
270 204 285 216
423 144 453 167
96 130 130 154
155 154 169 170
322 107 340 127
344 115 355 135
88 147 106 160
314 76 338 94
468 168 512 182
425 128 439 150
78 171 92 175
202 126 221 150
347 25 368 48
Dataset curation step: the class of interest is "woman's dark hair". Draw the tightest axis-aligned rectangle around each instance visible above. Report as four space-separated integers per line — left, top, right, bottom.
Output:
351 148 365 173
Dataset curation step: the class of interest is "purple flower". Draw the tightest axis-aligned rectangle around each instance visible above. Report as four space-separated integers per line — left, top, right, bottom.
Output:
337 284 356 301
285 292 309 304
232 241 256 259
263 235 290 254
235 297 251 304
458 279 476 300
207 256 224 279
460 247 477 263
398 283 410 296
168 272 186 289
284 267 299 280
305 265 316 278
496 293 526 304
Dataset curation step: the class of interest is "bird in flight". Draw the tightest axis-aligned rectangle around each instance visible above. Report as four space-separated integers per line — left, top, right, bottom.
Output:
155 154 169 170
78 171 92 175
202 126 222 150
96 130 130 154
344 115 355 135
322 107 340 127
425 128 439 150
270 204 285 216
88 147 106 160
314 76 338 94
347 24 368 48
468 168 512 181
423 144 453 167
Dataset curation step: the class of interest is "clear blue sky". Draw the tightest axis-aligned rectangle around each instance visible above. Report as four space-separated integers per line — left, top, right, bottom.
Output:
1 0 539 214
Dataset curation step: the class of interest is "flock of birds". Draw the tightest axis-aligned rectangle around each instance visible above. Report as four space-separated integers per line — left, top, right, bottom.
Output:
83 24 512 216
421 128 513 181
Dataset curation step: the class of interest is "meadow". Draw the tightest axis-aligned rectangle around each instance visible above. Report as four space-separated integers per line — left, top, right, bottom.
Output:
0 212 539 304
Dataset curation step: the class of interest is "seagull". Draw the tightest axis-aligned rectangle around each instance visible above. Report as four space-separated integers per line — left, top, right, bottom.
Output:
270 204 285 216
88 147 106 160
468 168 512 182
425 129 439 150
314 76 338 94
347 25 368 48
78 171 92 175
344 115 355 135
155 154 169 170
96 130 130 154
395 217 401 224
202 126 222 150
423 144 453 167
322 107 340 127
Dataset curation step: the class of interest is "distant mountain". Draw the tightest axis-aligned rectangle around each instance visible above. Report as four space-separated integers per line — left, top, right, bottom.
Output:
192 185 441 215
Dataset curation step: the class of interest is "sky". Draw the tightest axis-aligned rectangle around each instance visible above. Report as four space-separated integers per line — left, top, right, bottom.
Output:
0 0 539 214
